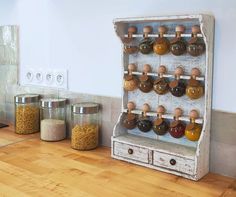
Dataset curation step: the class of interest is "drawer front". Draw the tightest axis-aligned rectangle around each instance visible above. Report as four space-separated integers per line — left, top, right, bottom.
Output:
114 142 150 164
153 151 195 175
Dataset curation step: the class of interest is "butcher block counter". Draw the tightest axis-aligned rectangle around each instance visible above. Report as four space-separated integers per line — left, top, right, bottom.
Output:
0 126 235 197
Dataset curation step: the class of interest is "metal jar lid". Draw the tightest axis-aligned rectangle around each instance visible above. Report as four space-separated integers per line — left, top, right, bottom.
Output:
14 94 40 104
72 102 100 114
40 98 66 108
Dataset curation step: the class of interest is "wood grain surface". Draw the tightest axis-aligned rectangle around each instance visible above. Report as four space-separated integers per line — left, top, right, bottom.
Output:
0 126 235 197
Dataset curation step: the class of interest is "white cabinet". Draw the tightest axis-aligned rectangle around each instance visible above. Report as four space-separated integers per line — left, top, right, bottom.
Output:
111 14 214 180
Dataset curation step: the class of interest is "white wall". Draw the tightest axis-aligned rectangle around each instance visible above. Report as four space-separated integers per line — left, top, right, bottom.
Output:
1 0 236 113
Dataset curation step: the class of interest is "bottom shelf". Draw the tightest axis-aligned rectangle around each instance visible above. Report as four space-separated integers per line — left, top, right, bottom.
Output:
113 134 196 159
112 134 200 180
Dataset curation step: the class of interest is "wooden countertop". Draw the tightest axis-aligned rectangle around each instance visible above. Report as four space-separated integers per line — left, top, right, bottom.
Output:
0 126 235 197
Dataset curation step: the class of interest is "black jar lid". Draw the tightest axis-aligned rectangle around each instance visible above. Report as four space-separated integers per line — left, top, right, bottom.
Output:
40 98 66 108
72 102 100 114
14 94 40 104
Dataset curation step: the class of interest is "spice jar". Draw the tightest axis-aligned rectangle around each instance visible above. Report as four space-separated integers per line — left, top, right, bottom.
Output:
169 67 186 97
139 26 154 54
153 105 169 135
123 64 139 91
187 25 205 57
40 98 67 141
169 108 186 138
71 102 100 150
138 64 153 93
137 104 152 132
186 68 204 100
123 26 137 44
153 65 169 95
153 26 170 55
170 25 186 56
185 110 202 141
123 26 139 54
122 102 137 130
14 94 40 134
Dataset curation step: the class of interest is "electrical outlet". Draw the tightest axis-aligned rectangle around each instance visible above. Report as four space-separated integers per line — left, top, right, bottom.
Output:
25 69 34 82
45 72 53 85
35 71 43 83
22 67 68 90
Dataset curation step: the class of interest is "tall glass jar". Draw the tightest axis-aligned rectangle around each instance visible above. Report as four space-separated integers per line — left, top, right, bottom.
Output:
14 94 40 134
71 102 100 150
40 98 67 141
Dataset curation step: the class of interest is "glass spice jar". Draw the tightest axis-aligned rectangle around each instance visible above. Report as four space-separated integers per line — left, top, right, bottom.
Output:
124 45 139 54
139 26 154 54
122 102 137 130
137 104 152 132
122 26 137 44
123 64 139 91
153 65 169 95
71 102 100 150
153 105 169 135
40 98 67 141
185 110 202 141
169 67 186 97
169 108 186 138
14 94 40 134
186 68 204 100
153 26 170 55
123 26 139 54
138 64 153 93
170 25 186 56
187 25 205 57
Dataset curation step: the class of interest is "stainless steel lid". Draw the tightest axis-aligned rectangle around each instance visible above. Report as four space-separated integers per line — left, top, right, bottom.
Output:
72 102 100 114
40 98 66 108
14 94 40 103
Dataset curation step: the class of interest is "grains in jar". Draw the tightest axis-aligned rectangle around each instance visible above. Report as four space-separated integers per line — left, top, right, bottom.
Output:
15 94 40 134
71 124 99 150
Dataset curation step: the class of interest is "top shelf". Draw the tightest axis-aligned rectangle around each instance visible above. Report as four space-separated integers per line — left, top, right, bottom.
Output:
124 33 203 38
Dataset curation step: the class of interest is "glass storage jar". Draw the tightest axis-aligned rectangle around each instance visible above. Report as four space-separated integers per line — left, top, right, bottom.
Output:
40 98 67 141
14 94 40 134
71 102 100 150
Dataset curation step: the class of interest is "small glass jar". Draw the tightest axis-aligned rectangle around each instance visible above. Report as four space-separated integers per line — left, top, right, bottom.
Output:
14 94 40 134
71 102 100 150
40 98 67 141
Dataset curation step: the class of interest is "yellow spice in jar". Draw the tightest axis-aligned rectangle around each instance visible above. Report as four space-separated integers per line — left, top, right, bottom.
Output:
71 124 99 150
15 105 40 134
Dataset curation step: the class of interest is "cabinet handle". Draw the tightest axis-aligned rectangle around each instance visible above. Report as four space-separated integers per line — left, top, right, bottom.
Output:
170 159 176 165
128 148 133 154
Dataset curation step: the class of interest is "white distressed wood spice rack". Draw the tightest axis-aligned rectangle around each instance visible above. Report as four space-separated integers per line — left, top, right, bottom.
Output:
111 14 214 181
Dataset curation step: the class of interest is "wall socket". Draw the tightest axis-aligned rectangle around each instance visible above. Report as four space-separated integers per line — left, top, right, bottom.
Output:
24 68 68 89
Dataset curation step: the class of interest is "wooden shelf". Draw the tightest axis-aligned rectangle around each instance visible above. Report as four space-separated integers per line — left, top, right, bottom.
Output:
122 109 204 124
124 33 203 38
124 71 205 81
113 14 214 180
113 134 196 159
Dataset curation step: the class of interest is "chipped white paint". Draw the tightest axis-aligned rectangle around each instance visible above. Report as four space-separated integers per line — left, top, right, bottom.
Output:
112 14 214 181
153 151 195 175
114 142 150 164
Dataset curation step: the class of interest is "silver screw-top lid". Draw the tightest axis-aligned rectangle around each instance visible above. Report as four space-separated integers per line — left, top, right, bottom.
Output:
40 98 66 108
14 94 40 104
72 102 100 114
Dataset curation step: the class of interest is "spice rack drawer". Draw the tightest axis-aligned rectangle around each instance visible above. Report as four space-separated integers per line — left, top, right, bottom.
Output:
153 151 195 175
113 142 150 164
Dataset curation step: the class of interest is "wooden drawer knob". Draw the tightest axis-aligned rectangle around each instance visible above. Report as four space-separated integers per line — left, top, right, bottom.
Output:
170 159 176 165
128 148 133 154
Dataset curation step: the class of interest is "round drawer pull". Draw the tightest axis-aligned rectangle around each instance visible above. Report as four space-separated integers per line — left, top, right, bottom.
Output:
128 148 133 154
170 159 176 165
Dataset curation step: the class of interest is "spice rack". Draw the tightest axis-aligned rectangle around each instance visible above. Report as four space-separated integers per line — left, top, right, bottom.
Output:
111 14 214 180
